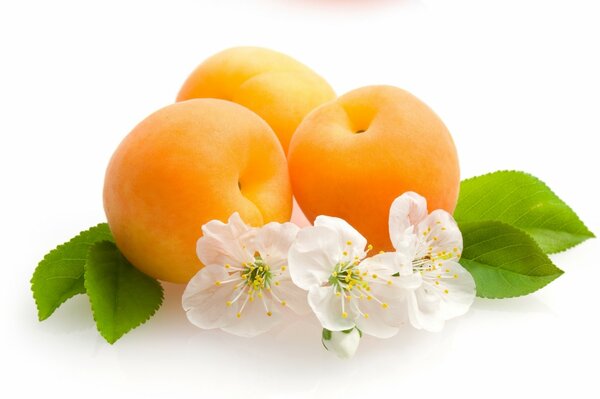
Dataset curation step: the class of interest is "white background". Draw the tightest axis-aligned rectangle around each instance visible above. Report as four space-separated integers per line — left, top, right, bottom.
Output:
2 0 599 397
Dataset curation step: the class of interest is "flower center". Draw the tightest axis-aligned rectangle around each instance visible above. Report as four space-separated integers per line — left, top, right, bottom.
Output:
215 255 288 319
241 255 272 291
328 261 368 293
327 246 390 320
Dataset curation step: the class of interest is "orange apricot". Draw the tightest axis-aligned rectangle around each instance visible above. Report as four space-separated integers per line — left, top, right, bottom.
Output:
103 99 292 283
288 85 460 251
176 46 336 153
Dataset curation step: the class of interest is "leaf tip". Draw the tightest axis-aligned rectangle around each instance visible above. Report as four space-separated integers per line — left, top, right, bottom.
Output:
104 334 119 345
37 311 50 322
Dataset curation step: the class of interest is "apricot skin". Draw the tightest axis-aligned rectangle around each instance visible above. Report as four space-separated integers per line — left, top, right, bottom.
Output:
288 85 460 252
103 99 292 283
176 47 336 152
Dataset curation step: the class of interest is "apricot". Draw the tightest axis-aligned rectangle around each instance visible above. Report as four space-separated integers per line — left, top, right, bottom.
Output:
176 47 336 153
288 85 460 251
103 99 292 283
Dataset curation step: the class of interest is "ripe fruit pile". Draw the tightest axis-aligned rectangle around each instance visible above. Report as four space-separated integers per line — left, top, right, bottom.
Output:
103 47 459 284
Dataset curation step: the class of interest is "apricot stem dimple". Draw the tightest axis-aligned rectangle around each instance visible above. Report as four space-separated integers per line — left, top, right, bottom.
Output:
354 129 366 134
238 181 242 190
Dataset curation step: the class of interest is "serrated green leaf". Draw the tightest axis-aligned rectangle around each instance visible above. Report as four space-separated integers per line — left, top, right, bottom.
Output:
454 170 594 253
31 223 113 321
84 241 163 344
459 220 564 298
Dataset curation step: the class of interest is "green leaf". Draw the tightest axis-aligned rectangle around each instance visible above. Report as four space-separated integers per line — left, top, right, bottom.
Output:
454 170 594 253
84 241 163 344
459 220 564 298
31 223 113 321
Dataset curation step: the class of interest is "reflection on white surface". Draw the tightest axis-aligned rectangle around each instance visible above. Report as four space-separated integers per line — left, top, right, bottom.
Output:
20 278 559 397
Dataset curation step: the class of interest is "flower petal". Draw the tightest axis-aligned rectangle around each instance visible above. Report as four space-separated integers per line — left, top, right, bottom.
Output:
252 221 299 268
271 278 310 314
308 286 355 331
314 215 368 258
353 295 402 338
182 264 237 330
405 262 475 332
406 290 445 332
359 251 412 276
388 192 428 252
197 212 255 267
395 272 424 290
417 209 463 262
435 261 476 320
288 225 342 290
221 295 283 337
359 251 422 290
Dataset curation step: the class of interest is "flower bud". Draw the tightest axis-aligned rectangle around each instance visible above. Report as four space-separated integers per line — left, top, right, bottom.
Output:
322 327 361 359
